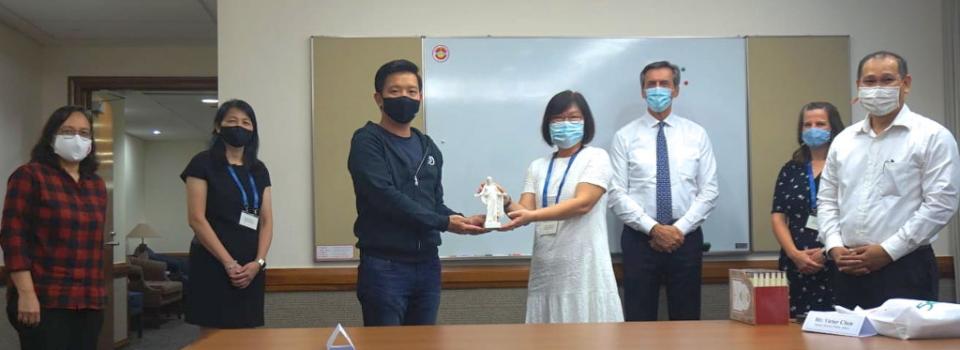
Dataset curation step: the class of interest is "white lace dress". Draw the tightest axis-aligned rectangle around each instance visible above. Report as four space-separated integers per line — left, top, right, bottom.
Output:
522 147 624 323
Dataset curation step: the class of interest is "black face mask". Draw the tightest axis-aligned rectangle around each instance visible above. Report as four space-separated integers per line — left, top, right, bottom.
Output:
381 96 420 124
219 126 253 147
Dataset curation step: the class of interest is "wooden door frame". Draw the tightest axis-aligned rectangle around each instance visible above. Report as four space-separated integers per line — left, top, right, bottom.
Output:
67 76 217 349
68 76 217 109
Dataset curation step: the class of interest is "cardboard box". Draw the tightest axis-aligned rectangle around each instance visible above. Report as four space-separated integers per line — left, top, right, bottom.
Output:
729 269 789 325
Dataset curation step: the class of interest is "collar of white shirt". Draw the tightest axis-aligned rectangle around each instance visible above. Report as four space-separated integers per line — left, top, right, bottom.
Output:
858 104 916 136
640 112 676 128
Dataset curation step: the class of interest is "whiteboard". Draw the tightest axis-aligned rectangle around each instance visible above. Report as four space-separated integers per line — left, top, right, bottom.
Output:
423 37 750 257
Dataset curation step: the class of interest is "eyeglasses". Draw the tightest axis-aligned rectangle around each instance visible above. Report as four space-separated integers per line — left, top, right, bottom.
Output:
550 114 584 123
57 128 92 139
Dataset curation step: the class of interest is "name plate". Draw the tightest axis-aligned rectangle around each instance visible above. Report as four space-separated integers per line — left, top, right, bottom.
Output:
327 323 356 350
316 245 355 260
802 311 877 337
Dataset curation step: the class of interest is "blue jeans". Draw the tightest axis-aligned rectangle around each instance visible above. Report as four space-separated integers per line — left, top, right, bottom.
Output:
356 254 441 326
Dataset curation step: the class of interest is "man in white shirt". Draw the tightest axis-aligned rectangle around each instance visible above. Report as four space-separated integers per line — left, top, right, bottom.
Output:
818 51 960 309
609 61 719 321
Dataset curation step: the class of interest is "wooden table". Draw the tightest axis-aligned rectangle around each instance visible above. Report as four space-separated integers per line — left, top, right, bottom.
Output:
185 320 960 349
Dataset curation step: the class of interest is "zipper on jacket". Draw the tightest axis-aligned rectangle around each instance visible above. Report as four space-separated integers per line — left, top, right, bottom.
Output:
413 152 428 187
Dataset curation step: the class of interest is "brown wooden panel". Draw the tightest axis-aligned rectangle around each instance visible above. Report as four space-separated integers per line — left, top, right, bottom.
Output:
262 256 955 291
942 255 956 278
3 257 954 291
265 267 356 292
68 76 217 108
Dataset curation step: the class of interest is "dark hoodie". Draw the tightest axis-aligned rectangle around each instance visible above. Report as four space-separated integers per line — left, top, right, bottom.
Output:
347 122 458 261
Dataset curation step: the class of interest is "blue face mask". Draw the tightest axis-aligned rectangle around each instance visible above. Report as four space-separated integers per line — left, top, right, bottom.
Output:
802 128 831 148
645 87 673 113
549 121 584 149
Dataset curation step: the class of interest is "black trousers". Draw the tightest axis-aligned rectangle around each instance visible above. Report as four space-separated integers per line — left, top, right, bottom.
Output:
833 245 938 310
621 225 703 321
6 292 103 350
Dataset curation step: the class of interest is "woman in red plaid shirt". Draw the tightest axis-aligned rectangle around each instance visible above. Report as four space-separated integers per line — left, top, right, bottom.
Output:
1 106 107 350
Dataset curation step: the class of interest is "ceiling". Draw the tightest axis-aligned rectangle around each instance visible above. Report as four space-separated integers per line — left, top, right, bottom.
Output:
0 0 216 45
98 90 218 141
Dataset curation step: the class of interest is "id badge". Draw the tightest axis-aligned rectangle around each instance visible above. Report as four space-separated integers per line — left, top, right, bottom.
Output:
240 211 260 230
536 194 560 236
805 214 819 231
536 221 559 236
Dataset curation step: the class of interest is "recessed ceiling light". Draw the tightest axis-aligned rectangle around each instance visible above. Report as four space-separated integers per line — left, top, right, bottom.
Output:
201 98 218 104
152 130 162 135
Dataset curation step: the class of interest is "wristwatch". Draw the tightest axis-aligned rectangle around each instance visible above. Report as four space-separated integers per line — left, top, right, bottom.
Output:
256 258 267 271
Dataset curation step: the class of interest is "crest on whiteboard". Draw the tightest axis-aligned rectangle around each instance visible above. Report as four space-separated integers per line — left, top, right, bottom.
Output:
432 45 449 62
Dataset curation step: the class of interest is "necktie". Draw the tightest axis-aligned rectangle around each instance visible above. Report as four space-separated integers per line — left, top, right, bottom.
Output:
656 121 672 224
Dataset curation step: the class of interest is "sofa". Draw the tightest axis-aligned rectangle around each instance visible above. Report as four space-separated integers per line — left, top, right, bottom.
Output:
127 256 183 319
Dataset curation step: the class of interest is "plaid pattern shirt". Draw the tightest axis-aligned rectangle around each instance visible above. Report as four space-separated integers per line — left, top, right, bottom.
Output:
1 162 107 309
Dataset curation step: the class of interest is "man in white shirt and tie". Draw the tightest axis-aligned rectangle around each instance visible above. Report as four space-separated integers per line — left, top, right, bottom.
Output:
818 51 960 309
609 60 719 321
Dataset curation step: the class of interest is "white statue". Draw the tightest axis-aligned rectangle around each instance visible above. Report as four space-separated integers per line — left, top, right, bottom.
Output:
476 176 506 229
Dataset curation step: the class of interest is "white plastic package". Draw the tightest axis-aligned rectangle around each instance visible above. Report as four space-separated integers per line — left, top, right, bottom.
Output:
836 299 960 340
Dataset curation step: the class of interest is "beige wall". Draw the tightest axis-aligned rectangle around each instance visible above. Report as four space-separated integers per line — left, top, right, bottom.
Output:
219 0 953 267
35 44 217 135
115 129 146 258
0 23 42 263
29 43 215 257
3 35 216 240
1 32 215 346
142 140 208 253
32 43 215 256
0 23 41 206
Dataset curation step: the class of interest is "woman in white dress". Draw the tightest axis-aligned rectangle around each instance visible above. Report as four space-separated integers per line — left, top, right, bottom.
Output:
498 90 623 323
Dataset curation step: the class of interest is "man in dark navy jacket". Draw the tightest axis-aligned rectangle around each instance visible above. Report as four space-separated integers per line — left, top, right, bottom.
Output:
348 59 486 326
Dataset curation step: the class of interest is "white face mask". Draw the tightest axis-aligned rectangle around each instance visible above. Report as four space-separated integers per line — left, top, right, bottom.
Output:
53 134 92 162
858 86 901 117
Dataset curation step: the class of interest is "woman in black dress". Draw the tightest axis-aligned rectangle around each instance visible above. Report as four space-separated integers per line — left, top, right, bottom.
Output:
771 102 844 318
182 99 273 329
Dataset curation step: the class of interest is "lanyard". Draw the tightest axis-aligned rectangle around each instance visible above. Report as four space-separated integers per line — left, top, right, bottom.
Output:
806 162 817 210
542 147 584 208
227 166 259 212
